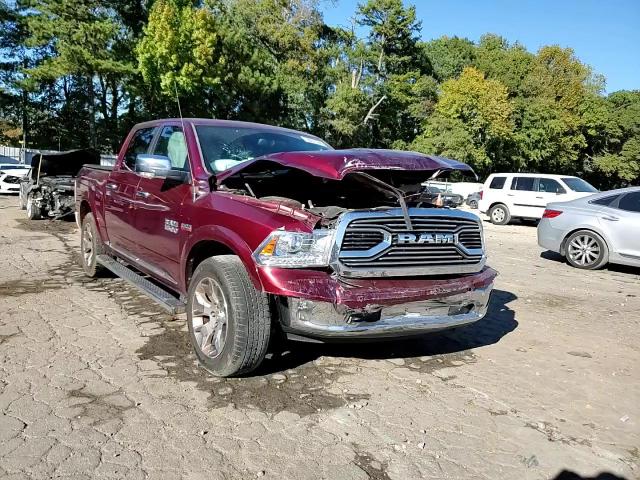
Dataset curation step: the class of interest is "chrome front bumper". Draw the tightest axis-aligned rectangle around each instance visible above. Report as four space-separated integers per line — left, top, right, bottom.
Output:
282 285 493 339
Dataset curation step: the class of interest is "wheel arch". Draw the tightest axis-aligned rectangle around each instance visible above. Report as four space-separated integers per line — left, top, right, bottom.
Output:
78 200 92 222
560 227 610 256
181 226 263 294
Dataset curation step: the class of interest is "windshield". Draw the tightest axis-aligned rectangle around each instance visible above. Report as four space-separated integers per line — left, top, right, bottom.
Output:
561 177 598 193
195 125 331 173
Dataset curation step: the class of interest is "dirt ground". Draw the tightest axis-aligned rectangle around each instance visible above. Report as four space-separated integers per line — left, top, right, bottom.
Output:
0 194 638 480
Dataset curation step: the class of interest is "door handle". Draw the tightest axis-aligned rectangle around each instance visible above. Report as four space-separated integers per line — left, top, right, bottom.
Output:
602 216 619 222
535 196 543 199
136 191 150 198
507 194 515 197
106 182 118 190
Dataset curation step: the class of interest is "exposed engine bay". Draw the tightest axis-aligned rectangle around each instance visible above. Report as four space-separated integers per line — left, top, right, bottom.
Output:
219 160 461 225
25 149 100 220
28 176 75 218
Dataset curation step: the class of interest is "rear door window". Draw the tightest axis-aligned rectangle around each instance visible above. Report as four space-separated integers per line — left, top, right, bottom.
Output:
538 178 565 194
590 195 620 207
123 127 156 170
489 176 506 189
618 192 640 213
511 176 535 191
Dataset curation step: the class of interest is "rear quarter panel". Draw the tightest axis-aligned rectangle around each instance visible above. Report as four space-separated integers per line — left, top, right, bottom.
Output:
76 167 112 243
544 202 610 254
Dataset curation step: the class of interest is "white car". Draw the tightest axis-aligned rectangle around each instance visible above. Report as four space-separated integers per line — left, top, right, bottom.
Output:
538 187 640 269
478 173 598 225
0 165 30 194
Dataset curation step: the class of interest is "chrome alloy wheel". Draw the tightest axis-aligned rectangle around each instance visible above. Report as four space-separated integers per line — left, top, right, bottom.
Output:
191 277 229 359
82 219 94 267
567 234 600 266
491 207 505 223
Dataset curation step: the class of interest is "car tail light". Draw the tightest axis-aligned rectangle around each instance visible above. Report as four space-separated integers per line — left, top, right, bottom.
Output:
542 209 562 218
479 190 483 199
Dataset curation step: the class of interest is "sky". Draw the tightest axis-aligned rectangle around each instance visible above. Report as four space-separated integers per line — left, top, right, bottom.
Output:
320 0 640 93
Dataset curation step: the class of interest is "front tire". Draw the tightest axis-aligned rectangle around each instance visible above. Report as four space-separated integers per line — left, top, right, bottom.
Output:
187 255 271 377
80 212 105 277
565 230 608 270
26 196 41 220
489 204 511 225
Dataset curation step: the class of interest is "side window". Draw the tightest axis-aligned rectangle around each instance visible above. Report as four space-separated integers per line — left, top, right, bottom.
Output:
511 176 535 191
590 194 620 207
489 176 506 189
123 127 156 170
618 192 640 213
153 126 189 172
538 178 565 194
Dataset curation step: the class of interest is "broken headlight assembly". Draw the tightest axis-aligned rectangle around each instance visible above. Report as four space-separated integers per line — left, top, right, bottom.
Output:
253 229 335 268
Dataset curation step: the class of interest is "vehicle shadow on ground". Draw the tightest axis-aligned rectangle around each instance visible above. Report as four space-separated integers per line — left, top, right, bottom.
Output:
253 289 518 376
540 250 640 276
552 471 628 480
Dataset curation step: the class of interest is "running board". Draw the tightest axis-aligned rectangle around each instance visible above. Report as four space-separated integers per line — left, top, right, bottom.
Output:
96 255 186 315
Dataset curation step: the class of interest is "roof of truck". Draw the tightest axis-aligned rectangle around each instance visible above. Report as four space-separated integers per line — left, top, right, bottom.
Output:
132 118 329 144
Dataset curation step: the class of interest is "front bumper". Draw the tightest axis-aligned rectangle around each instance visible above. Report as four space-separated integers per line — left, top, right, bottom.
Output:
262 267 497 340
281 286 492 339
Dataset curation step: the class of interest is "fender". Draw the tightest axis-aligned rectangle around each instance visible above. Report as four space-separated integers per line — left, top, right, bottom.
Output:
179 223 264 293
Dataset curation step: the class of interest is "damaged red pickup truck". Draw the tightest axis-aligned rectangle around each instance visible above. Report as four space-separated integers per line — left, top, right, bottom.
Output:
76 119 497 376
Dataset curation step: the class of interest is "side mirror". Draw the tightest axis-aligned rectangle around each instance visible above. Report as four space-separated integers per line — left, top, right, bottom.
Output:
136 154 171 178
135 154 189 182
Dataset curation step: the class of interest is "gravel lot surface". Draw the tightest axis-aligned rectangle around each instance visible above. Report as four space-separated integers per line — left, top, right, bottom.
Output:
0 195 638 480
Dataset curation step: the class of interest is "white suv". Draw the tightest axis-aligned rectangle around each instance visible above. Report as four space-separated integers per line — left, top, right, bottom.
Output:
478 173 598 225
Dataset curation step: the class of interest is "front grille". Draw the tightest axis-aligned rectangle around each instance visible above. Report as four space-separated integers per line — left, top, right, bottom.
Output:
458 231 482 249
341 230 385 251
337 211 484 275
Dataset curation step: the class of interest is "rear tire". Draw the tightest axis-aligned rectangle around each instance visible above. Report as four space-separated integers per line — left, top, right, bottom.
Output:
80 212 106 277
468 199 478 209
489 204 511 225
187 255 271 377
564 230 608 270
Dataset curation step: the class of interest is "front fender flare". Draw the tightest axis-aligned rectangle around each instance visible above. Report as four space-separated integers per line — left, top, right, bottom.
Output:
179 225 264 293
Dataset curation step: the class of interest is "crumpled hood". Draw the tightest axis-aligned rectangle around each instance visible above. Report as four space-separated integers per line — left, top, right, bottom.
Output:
216 149 475 183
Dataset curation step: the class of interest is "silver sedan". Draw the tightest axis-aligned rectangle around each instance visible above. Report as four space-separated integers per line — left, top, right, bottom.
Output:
537 187 640 269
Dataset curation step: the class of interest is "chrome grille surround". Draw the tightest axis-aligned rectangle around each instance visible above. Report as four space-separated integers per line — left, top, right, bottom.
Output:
331 208 486 277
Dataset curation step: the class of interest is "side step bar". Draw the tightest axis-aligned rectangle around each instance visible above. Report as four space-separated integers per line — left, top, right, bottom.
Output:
96 255 186 315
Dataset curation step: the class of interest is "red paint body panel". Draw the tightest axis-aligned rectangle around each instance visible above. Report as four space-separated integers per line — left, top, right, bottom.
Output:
76 119 489 306
258 266 497 309
216 149 475 182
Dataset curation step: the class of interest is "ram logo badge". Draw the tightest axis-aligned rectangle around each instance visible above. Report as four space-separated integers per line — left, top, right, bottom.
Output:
397 233 455 245
164 219 179 234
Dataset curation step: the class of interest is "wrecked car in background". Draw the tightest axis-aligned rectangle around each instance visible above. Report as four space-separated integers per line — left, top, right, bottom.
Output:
21 149 100 219
0 164 30 194
75 119 497 377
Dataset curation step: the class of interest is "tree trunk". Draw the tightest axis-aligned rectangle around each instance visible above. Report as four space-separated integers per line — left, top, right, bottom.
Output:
87 74 96 149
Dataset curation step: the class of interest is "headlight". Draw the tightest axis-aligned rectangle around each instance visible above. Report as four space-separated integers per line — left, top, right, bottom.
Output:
253 229 335 268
